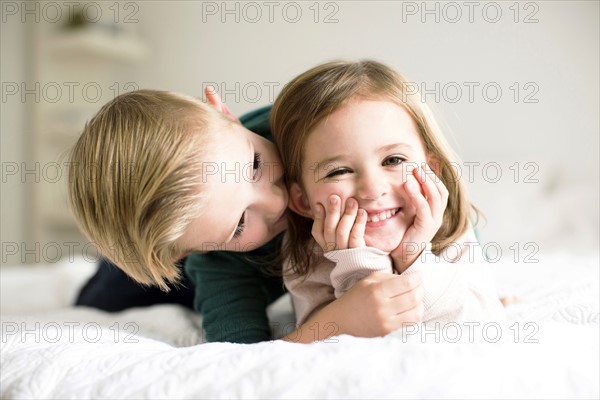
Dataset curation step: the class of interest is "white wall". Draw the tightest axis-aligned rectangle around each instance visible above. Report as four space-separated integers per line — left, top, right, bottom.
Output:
120 0 600 251
1 1 598 264
1 13 28 258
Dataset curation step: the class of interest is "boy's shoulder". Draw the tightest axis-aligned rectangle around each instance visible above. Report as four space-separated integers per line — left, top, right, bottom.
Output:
240 105 272 140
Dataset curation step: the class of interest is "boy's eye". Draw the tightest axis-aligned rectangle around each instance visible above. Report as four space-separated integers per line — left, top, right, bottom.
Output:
253 152 262 179
233 212 246 239
383 156 406 166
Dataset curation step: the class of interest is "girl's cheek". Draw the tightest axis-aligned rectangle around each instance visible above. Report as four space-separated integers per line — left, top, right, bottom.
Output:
309 185 332 204
392 176 412 197
331 185 354 206
308 186 349 211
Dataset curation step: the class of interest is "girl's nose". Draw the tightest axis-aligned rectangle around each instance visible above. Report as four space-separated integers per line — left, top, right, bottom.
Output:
356 171 388 201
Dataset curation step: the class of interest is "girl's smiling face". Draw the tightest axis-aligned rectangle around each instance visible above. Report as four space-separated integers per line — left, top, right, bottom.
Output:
296 99 430 252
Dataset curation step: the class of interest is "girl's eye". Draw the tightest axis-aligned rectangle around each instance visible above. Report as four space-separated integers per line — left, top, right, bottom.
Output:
324 168 351 179
253 152 262 179
383 156 406 166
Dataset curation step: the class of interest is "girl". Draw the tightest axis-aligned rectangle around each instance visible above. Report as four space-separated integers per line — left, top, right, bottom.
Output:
271 60 505 327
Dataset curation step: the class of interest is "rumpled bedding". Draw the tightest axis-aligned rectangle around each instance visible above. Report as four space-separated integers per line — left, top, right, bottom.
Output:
1 252 598 399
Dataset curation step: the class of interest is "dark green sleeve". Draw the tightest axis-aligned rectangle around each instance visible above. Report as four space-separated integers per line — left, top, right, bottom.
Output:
185 252 279 343
239 104 273 141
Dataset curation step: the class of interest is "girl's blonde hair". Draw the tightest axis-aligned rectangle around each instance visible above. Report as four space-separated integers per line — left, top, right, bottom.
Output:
68 89 234 291
271 60 478 276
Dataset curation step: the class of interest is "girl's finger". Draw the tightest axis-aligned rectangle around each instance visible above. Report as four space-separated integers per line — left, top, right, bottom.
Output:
384 277 424 322
392 302 424 326
427 164 449 213
403 175 434 247
323 195 342 250
371 272 421 298
311 203 327 249
406 174 431 220
335 198 359 249
415 165 441 215
348 208 367 248
387 293 420 319
422 164 448 222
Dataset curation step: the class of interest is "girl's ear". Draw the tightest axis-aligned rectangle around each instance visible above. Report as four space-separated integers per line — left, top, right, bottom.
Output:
288 183 313 218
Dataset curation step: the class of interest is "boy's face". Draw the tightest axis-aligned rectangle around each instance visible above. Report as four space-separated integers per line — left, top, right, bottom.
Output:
179 124 288 253
299 99 429 252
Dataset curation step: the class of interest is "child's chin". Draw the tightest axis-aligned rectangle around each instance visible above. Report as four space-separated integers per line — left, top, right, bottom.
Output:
365 235 403 253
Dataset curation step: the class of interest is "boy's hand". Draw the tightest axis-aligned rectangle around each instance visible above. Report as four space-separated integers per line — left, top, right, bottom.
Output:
391 164 448 273
204 86 240 123
311 195 367 252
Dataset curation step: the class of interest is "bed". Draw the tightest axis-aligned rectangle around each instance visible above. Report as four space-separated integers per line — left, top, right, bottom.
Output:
1 251 598 399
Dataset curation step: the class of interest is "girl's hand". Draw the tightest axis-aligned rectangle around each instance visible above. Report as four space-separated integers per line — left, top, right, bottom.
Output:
391 163 449 273
283 271 424 342
204 86 240 123
311 195 367 251
336 271 424 337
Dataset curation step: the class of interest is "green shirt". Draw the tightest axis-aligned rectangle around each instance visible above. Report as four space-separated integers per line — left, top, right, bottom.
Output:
184 106 286 343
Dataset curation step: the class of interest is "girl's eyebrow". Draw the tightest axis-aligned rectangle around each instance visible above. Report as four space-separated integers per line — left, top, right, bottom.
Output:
314 143 413 170
377 142 413 152
314 154 350 171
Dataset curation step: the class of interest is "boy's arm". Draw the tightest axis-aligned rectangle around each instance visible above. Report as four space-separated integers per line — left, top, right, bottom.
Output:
185 251 283 343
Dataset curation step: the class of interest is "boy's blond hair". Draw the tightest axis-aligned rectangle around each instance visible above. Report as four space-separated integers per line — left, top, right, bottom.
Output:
68 90 233 291
271 60 478 276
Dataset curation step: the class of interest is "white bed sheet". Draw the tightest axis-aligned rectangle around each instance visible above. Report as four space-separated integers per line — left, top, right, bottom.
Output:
1 252 599 399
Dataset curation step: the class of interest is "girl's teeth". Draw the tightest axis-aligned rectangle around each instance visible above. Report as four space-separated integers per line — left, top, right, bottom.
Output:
367 208 398 223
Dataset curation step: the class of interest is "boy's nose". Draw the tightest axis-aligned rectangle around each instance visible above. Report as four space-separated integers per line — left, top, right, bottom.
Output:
257 173 287 214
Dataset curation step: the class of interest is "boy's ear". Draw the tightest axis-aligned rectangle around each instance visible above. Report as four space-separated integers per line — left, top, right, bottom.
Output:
288 183 313 218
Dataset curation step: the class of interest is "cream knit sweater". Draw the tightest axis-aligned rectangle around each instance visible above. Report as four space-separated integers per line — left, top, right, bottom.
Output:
284 229 506 327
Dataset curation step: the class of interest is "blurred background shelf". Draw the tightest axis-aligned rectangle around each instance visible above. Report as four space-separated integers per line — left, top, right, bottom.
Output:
8 9 151 263
49 28 149 63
